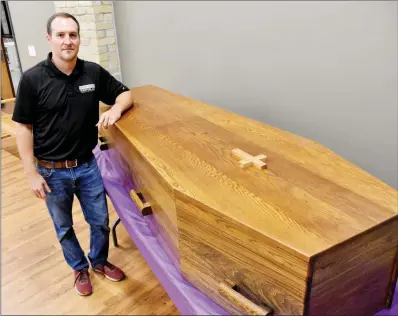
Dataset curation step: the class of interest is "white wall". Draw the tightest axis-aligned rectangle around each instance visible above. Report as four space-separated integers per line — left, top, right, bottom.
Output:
114 1 398 189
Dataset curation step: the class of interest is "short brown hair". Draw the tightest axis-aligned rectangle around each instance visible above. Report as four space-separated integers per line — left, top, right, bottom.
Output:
47 12 80 35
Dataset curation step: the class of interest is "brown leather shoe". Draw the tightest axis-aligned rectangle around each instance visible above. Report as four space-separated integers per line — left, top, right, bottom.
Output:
74 269 93 296
93 262 125 282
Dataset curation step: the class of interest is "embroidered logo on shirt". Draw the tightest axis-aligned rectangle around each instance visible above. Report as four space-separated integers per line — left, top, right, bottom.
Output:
79 84 95 93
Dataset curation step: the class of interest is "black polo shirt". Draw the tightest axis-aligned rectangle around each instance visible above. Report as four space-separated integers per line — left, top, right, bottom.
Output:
12 52 129 161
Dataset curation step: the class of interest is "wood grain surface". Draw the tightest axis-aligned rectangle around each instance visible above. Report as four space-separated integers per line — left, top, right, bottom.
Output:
109 85 397 258
176 192 307 315
103 123 181 265
102 85 398 315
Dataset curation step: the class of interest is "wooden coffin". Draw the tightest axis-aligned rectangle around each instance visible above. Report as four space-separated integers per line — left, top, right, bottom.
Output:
100 85 398 316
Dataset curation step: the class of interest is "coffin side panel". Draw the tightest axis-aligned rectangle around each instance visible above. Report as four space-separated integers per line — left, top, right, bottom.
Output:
176 192 308 315
106 126 180 260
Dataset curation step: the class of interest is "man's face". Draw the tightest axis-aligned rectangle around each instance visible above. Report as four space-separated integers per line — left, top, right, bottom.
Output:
46 17 80 62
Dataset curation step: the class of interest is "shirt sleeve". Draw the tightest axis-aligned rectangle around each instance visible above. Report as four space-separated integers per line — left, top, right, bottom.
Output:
12 74 37 124
98 66 130 105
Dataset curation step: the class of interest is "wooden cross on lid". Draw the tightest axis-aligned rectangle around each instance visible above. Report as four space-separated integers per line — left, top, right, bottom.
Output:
232 148 267 169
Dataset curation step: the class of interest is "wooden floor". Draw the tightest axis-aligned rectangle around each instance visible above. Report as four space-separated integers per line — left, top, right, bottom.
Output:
1 102 15 139
1 136 179 315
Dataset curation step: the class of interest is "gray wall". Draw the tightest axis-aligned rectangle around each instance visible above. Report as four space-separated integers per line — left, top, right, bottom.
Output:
7 1 55 71
114 1 398 189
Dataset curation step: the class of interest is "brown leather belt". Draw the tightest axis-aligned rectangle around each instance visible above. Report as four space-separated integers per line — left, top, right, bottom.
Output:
36 155 92 169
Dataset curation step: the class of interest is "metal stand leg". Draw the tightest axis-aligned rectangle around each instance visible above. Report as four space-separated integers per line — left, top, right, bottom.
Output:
112 218 121 247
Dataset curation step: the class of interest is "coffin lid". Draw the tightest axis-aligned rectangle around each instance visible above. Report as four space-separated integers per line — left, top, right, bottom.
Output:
113 85 398 260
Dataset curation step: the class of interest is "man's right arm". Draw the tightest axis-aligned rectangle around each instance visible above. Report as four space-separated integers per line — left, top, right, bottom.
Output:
15 123 35 174
14 122 50 200
12 74 51 200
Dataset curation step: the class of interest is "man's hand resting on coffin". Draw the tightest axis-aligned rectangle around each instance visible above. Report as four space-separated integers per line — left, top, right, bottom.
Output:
96 90 134 130
96 108 122 130
27 171 51 200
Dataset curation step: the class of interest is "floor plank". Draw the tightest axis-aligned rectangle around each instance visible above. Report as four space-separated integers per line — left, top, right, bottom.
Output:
1 137 180 315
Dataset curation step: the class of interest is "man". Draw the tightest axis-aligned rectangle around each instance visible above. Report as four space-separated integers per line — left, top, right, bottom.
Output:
12 12 134 296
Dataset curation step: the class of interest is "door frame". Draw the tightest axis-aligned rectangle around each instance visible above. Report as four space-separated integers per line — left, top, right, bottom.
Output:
1 0 22 98
1 37 15 98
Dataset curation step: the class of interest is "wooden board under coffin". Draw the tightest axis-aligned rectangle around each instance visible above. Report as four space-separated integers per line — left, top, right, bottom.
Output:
100 85 398 316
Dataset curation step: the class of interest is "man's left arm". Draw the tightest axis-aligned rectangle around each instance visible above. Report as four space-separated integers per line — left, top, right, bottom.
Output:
97 66 134 129
97 90 133 129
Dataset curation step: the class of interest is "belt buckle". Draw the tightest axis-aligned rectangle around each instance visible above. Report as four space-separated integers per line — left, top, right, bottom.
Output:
66 159 78 168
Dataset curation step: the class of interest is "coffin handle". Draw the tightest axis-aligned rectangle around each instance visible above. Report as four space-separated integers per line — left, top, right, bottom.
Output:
129 189 153 216
219 281 273 315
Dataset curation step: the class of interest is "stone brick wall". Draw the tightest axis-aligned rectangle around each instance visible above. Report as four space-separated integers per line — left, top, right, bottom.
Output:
53 1 121 81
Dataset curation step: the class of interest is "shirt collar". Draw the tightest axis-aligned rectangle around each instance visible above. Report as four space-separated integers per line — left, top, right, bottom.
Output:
44 52 83 78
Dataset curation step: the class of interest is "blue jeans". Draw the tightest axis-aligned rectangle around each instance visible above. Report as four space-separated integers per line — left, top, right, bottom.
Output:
36 155 110 271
